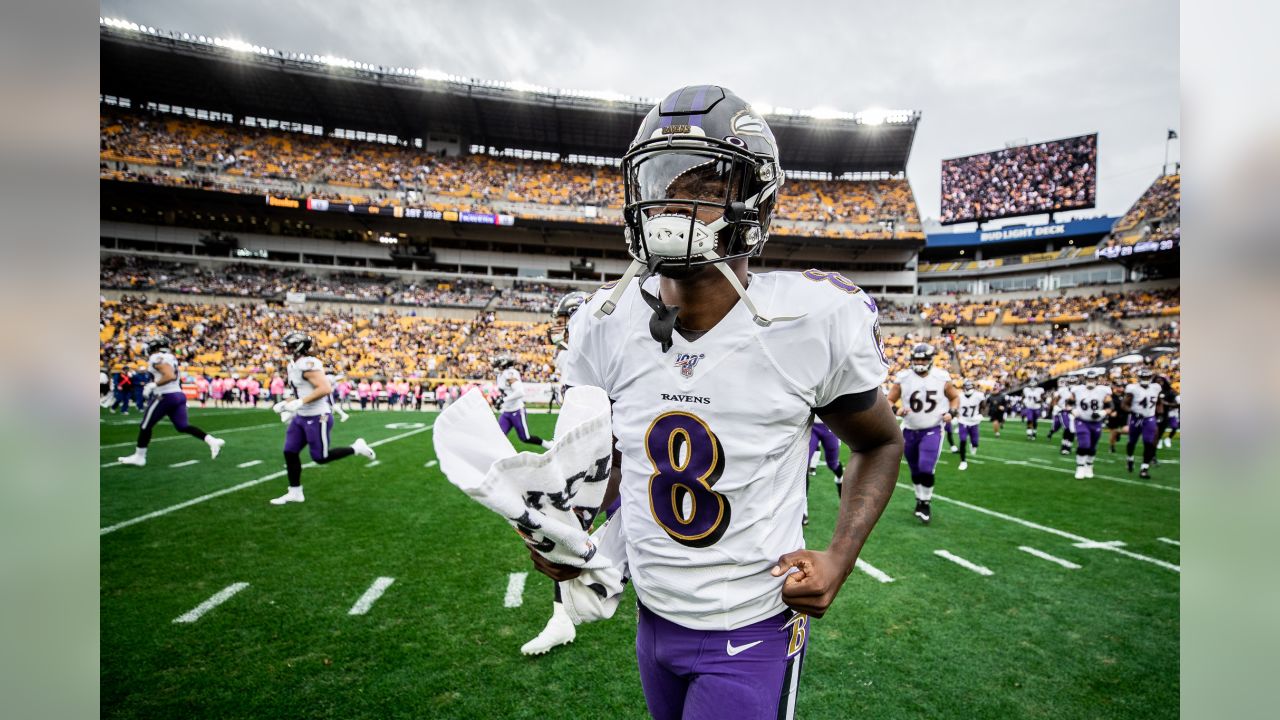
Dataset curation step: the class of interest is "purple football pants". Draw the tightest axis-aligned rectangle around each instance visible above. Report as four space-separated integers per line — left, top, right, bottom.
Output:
637 602 807 720
284 413 335 462
957 423 980 448
902 426 943 475
1129 416 1158 445
498 408 534 442
1074 420 1104 452
1023 407 1041 423
139 391 191 431
808 423 840 472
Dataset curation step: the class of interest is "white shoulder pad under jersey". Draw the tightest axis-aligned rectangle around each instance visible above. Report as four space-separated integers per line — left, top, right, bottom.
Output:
148 352 183 394
560 269 886 631
894 367 952 430
287 356 330 416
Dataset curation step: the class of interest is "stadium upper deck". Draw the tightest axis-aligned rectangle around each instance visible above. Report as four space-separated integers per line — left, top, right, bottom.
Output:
99 21 920 175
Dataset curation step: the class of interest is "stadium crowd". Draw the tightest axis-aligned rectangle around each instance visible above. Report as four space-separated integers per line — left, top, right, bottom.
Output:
941 135 1097 224
101 255 502 308
100 110 922 237
1112 173 1180 234
913 288 1178 326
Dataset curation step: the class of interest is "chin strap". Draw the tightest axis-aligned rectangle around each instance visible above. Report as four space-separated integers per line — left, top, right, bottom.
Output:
701 250 805 328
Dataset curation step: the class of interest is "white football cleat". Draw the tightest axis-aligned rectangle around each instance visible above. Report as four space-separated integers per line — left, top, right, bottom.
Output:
970 447 977 456
269 488 305 505
1074 466 1086 479
958 461 968 471
117 453 146 467
206 436 225 460
352 438 376 461
950 445 959 453
521 606 576 656
1084 466 1095 478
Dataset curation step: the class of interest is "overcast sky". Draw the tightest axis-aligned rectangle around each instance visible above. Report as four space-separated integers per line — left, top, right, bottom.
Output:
101 0 1178 227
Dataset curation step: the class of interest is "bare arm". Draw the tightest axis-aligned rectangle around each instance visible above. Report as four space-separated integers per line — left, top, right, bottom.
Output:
152 362 177 386
300 369 332 404
942 381 960 422
771 390 904 618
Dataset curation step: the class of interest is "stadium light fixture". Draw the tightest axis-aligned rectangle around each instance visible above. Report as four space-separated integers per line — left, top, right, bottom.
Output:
416 67 451 82
750 101 775 116
803 106 854 121
855 108 889 126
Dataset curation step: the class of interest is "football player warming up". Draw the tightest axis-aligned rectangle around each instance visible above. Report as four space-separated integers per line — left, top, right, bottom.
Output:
1070 369 1113 479
492 356 553 450
1021 382 1046 440
1123 367 1163 479
117 336 224 466
1048 376 1079 455
954 379 986 471
887 343 960 523
529 86 903 720
521 289 594 657
269 332 375 505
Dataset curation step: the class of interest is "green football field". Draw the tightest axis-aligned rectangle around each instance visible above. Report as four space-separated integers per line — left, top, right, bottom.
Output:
100 406 1179 719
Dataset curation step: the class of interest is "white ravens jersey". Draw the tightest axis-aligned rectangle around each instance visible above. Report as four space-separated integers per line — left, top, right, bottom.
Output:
561 270 887 631
147 352 183 395
1071 385 1111 422
1125 383 1162 419
287 356 331 416
956 390 986 426
1022 385 1045 409
1052 388 1073 413
895 368 952 430
496 367 525 412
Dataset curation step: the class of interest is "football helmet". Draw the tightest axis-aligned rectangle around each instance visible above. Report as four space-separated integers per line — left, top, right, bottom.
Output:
1084 369 1102 387
144 335 171 355
547 290 590 349
493 356 516 371
910 343 936 374
1136 367 1154 386
282 331 313 358
595 85 799 346
963 379 975 392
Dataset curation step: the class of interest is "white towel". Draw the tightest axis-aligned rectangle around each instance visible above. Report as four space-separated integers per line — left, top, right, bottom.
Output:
434 386 627 621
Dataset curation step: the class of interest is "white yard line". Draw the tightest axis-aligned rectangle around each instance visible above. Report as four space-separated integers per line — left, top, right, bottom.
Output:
1018 546 1081 569
101 425 432 536
898 484 1180 573
934 549 994 576
503 572 528 608
1158 537 1181 546
424 459 438 468
854 558 895 583
172 582 250 623
348 577 396 616
974 449 1178 493
100 461 121 468
100 422 280 451
237 460 263 469
169 460 199 468
365 460 381 468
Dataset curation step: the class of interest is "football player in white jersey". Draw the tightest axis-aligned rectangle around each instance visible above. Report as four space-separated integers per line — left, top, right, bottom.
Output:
954 379 986 471
887 343 960 522
117 336 225 466
493 357 552 449
1021 383 1046 439
538 86 904 720
269 332 375 504
1122 367 1163 478
1070 368 1113 479
522 289 594 657
1047 377 1079 455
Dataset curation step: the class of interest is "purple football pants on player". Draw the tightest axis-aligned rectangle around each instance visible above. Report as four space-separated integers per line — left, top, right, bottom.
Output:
139 391 193 431
902 426 943 475
1074 419 1104 452
284 412 336 462
498 408 535 443
637 602 807 720
1128 415 1158 445
957 423 980 448
808 424 840 472
1023 407 1041 423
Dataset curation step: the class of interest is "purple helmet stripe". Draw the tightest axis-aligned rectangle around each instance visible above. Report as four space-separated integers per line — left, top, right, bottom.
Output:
688 86 708 127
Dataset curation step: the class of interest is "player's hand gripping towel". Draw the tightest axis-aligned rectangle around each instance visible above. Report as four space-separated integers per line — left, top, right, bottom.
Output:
434 386 627 621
